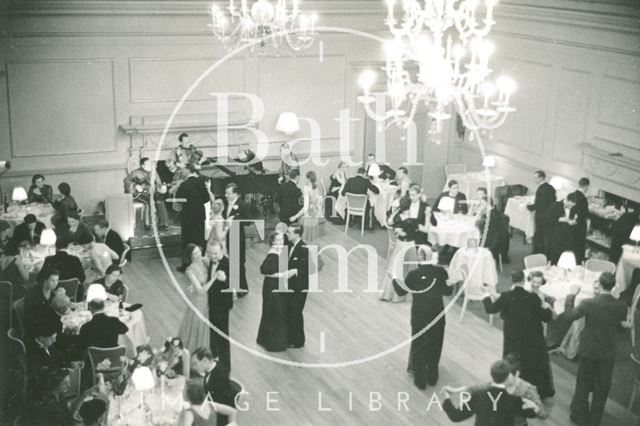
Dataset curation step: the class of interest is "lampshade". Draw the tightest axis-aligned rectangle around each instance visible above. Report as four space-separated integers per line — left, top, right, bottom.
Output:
131 367 155 391
40 229 57 246
367 163 382 177
482 155 496 168
557 251 577 269
275 112 300 135
549 177 564 191
437 196 455 213
630 225 640 242
85 284 107 302
12 187 27 202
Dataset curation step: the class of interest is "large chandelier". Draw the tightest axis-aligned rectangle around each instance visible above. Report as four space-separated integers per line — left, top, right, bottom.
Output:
209 0 318 52
359 0 516 140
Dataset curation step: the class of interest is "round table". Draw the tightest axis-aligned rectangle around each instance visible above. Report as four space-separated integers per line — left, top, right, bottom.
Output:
428 213 480 248
370 183 398 226
0 203 55 229
504 195 535 239
449 247 498 298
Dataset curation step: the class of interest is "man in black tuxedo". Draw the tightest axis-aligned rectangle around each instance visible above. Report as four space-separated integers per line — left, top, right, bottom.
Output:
24 314 66 370
206 242 233 369
42 239 86 285
176 164 210 271
571 177 590 265
275 169 303 226
442 359 539 425
341 167 380 229
12 214 46 246
78 299 128 350
285 223 311 348
93 220 125 261
191 347 238 425
223 183 251 295
527 170 556 254
565 272 628 426
434 180 468 214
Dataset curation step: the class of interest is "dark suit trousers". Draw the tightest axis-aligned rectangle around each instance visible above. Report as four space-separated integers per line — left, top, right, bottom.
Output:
210 309 231 370
286 291 308 347
571 356 614 426
532 218 546 254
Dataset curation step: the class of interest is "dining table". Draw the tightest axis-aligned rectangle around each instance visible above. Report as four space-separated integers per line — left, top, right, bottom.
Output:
334 180 398 227
62 299 149 358
20 243 92 275
428 213 480 248
504 195 535 239
449 247 498 298
0 203 55 229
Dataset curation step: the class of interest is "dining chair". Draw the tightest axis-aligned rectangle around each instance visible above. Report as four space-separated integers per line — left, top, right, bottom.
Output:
458 264 494 325
1 280 13 331
7 328 27 419
584 259 616 274
445 164 466 179
344 193 369 236
630 284 640 348
524 254 547 269
87 345 127 386
56 278 81 302
119 243 131 268
629 352 640 411
12 298 25 339
121 283 130 303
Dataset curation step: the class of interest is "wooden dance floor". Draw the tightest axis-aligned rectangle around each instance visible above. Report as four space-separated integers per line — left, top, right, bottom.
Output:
127 225 637 425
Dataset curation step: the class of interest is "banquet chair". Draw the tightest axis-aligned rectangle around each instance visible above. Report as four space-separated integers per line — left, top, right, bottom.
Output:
630 284 640 348
458 264 494 325
344 193 369 236
445 164 466 179
119 243 131 267
56 278 81 302
87 345 127 386
584 259 616 274
629 352 640 411
524 254 547 269
1 280 13 330
121 283 130 303
13 298 25 338
7 328 27 419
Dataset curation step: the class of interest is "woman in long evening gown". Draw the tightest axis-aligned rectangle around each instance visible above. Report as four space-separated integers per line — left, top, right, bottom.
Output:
178 244 215 353
301 171 325 270
207 199 227 255
257 232 291 352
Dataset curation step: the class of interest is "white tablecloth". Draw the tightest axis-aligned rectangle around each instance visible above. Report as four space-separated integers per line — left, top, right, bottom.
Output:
335 181 398 226
445 172 506 198
616 245 640 297
524 266 601 315
428 213 480 248
21 244 91 274
449 247 498 298
0 203 55 229
62 301 149 357
504 196 535 238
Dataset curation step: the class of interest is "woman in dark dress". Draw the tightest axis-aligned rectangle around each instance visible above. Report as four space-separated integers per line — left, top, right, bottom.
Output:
394 246 453 389
0 243 29 300
257 232 291 352
28 174 54 204
52 182 79 230
545 194 578 265
95 264 124 299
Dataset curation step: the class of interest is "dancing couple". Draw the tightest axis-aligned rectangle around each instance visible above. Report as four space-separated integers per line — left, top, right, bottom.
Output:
257 224 311 352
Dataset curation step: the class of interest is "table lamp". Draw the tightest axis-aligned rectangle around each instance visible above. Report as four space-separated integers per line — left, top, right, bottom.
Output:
557 251 577 280
367 163 382 178
275 112 300 136
12 187 28 204
438 196 455 213
86 284 107 303
482 155 496 168
630 225 640 250
40 229 57 255
132 366 155 423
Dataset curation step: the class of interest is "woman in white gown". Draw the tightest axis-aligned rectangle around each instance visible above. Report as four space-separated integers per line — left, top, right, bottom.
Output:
206 199 227 255
178 244 216 353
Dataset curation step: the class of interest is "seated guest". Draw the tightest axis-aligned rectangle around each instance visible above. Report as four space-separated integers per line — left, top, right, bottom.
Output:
469 187 489 217
88 241 118 278
27 174 54 204
0 243 29 299
123 157 169 230
52 182 79 229
94 264 125 300
78 398 108 426
21 367 75 426
178 379 237 426
191 347 237 425
434 180 468 214
441 359 539 424
24 267 60 335
12 213 46 246
79 298 128 350
0 219 12 250
364 153 377 174
393 166 411 196
341 167 380 229
42 238 86 284
93 220 125 261
24 314 65 370
59 212 93 246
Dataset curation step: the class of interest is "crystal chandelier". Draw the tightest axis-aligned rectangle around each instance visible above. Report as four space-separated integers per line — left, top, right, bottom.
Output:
209 0 318 52
358 0 516 141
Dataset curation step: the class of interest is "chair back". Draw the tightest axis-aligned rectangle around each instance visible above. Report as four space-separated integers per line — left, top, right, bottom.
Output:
584 259 616 274
87 345 127 386
121 283 130 303
345 193 367 213
119 243 131 268
459 264 469 286
13 298 25 338
56 278 81 302
445 164 466 178
1 280 13 330
524 254 547 269
631 284 640 348
7 328 27 418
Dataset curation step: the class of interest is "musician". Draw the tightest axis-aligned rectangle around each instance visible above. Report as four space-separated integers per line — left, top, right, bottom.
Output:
172 133 203 168
123 157 169 230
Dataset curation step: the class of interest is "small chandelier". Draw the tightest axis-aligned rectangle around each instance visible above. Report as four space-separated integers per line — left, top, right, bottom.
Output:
209 0 318 52
359 0 516 141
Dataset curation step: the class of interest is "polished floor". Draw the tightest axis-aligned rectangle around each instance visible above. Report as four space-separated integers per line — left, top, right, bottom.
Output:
127 223 638 425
